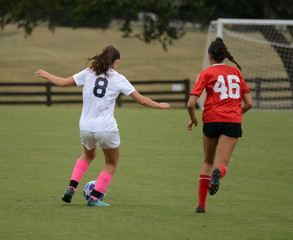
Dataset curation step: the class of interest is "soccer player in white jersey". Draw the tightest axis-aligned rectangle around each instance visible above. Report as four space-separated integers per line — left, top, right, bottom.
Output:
35 45 170 206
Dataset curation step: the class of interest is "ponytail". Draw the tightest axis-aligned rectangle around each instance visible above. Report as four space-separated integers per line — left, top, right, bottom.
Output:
208 37 242 71
87 45 120 76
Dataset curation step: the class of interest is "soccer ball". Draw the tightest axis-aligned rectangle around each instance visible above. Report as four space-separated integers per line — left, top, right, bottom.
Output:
83 180 106 201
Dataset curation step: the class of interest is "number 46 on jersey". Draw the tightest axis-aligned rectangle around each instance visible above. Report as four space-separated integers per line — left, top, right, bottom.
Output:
214 75 240 99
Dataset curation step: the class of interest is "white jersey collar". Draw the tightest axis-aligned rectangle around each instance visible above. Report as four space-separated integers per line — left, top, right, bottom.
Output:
211 63 225 66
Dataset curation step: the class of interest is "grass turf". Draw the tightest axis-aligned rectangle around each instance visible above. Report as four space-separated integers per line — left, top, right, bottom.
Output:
0 105 292 240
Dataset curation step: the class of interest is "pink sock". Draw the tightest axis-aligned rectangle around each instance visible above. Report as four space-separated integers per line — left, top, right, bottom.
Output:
218 165 227 178
94 171 112 194
71 159 89 183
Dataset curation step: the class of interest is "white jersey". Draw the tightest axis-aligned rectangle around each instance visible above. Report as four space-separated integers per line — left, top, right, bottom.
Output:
73 68 135 132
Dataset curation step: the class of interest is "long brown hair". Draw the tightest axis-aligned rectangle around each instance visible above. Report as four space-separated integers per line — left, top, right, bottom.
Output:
208 37 242 71
87 45 120 76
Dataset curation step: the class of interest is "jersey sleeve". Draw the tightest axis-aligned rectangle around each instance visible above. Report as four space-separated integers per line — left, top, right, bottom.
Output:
234 69 250 95
119 76 136 96
190 73 206 97
241 78 250 94
73 68 89 86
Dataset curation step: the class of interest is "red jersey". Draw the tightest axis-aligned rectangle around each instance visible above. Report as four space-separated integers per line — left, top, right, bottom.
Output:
190 64 250 123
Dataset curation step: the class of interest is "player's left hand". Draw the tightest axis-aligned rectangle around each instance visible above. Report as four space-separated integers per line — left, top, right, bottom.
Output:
187 120 198 131
159 102 171 109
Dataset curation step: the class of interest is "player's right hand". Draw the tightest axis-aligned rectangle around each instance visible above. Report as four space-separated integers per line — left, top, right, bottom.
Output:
35 69 50 79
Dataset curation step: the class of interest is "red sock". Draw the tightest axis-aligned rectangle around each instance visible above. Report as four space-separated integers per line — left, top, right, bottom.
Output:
197 175 211 209
217 166 227 178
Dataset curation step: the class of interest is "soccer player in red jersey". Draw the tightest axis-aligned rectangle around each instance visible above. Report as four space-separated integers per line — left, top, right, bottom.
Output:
187 38 253 213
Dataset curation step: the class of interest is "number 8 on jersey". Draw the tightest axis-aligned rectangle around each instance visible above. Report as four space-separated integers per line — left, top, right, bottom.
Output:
93 77 108 98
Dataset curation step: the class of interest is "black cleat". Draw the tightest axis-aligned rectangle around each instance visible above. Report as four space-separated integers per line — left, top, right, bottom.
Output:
62 187 75 203
195 206 205 213
209 167 221 195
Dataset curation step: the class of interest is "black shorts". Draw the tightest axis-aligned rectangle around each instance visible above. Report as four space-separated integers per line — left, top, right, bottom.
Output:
203 122 242 138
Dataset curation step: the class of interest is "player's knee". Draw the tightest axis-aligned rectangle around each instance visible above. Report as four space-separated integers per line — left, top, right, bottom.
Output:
84 152 96 161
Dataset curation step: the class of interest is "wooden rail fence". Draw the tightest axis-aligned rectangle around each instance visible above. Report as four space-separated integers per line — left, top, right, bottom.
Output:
0 80 190 107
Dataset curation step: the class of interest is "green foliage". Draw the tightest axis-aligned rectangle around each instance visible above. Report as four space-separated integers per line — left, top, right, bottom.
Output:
0 106 293 239
1 0 292 50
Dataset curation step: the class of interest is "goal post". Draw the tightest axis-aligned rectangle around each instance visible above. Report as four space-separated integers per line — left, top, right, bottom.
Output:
199 18 293 110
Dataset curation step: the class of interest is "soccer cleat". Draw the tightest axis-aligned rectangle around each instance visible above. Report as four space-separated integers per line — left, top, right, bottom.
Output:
209 167 221 195
99 195 105 201
62 187 75 203
195 206 205 213
88 197 110 207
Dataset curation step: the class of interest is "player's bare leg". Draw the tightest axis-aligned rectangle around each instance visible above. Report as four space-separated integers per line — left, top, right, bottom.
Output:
200 134 218 175
80 146 97 164
196 135 218 213
62 147 97 203
215 135 238 167
88 147 119 207
102 147 119 175
209 135 238 195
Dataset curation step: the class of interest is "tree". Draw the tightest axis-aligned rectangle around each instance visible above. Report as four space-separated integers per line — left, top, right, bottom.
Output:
1 0 292 50
0 0 187 50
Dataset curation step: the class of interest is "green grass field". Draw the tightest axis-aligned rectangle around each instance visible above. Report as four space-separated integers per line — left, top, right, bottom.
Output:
1 23 293 240
0 106 292 240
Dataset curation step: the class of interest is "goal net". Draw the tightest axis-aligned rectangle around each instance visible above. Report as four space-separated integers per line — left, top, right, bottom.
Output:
199 18 293 110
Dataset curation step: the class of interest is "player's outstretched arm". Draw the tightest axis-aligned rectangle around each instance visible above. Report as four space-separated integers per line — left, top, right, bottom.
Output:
35 69 76 87
130 90 170 109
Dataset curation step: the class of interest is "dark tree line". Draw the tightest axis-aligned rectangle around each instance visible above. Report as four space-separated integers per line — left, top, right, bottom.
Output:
0 0 292 49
